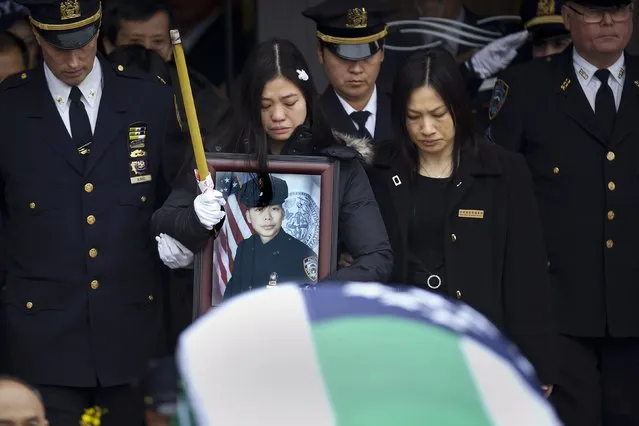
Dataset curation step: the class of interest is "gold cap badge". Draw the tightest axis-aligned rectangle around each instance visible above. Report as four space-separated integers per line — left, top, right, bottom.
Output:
536 0 555 17
60 0 81 21
346 8 367 28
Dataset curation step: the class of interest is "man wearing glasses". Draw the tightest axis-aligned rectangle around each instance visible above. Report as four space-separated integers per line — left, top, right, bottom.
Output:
488 1 638 425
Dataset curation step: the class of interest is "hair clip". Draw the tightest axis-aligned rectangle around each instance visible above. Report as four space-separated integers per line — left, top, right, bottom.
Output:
296 69 309 81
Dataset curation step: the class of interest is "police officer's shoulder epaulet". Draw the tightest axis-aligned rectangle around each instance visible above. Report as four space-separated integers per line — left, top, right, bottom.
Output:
0 70 30 92
111 62 165 85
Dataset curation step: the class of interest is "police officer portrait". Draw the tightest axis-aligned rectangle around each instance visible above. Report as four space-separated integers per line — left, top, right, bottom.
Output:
217 174 319 301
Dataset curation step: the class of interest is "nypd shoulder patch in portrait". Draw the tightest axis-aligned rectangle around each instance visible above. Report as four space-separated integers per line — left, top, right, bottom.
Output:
303 256 318 283
488 79 509 120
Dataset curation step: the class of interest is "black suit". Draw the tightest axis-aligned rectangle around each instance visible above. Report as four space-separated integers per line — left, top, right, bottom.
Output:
0 56 183 423
489 47 639 425
366 139 557 385
319 86 394 143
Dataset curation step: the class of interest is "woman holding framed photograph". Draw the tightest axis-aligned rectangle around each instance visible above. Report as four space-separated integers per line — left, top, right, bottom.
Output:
152 38 393 296
366 48 557 395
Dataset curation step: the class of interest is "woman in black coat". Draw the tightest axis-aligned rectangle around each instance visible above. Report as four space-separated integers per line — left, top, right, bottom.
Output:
366 48 557 394
151 38 392 296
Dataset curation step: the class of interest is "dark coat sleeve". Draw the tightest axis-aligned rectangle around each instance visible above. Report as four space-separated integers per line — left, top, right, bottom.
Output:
223 241 245 300
502 152 558 385
329 159 393 282
150 175 221 253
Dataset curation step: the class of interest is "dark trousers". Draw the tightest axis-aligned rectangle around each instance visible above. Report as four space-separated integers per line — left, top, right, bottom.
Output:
38 384 144 426
550 335 639 426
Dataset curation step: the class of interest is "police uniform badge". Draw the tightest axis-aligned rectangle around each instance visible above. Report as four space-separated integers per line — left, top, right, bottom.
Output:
128 122 152 184
267 272 278 288
488 79 509 120
303 256 318 283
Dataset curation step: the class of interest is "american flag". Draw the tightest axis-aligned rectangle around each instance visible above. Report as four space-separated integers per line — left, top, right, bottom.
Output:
213 172 255 298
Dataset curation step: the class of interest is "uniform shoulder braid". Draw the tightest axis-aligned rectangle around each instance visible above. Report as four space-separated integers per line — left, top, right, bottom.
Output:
0 70 30 92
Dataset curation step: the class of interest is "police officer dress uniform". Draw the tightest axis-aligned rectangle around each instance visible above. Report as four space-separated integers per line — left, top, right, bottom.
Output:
0 0 185 422
224 175 318 300
302 0 394 144
488 0 639 423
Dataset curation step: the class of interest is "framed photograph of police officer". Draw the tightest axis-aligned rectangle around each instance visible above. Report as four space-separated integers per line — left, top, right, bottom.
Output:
195 154 340 313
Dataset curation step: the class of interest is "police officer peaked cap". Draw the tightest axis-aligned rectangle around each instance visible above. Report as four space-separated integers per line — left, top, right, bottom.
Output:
239 174 289 209
302 0 396 61
570 0 631 6
520 0 569 42
17 0 101 50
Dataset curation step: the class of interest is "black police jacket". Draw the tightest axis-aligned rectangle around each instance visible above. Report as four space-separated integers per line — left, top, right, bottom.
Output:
489 47 639 338
0 55 185 387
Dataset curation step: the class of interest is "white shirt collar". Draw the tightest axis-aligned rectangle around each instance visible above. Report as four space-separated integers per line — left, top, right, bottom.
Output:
573 48 626 85
335 85 378 117
44 56 102 108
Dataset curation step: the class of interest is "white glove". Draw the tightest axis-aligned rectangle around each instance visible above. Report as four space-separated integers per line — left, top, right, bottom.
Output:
193 173 226 230
469 30 530 79
156 233 194 269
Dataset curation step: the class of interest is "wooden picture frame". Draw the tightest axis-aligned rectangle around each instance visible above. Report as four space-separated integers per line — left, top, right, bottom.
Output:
193 153 340 316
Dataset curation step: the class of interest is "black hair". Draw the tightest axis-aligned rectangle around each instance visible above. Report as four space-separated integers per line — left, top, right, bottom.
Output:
391 47 477 179
225 37 336 170
0 30 28 70
0 375 44 406
106 43 171 85
103 0 172 45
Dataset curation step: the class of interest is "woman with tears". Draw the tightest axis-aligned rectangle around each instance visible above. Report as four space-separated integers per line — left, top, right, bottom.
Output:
151 38 392 298
366 48 557 396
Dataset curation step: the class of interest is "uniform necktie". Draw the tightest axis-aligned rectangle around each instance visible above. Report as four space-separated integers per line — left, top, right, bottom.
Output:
350 110 373 140
594 69 616 141
69 86 92 159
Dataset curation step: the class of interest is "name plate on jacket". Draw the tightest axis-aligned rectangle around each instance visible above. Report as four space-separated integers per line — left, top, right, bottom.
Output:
458 209 484 219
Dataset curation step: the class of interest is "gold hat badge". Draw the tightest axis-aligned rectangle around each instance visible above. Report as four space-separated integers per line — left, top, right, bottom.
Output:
536 0 555 16
346 7 367 28
60 0 81 21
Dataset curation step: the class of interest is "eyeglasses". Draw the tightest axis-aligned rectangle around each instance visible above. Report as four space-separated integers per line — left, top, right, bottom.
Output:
567 4 633 24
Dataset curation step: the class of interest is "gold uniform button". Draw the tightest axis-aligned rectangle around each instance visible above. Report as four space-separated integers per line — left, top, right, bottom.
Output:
86 215 96 225
84 183 94 193
552 167 560 175
608 181 616 191
455 290 462 300
20 72 27 80
140 196 147 203
89 248 98 258
90 280 99 290
148 295 154 302
607 151 616 161
25 301 33 310
28 202 36 209
607 210 615 221
117 65 124 72
451 234 457 243
606 239 614 249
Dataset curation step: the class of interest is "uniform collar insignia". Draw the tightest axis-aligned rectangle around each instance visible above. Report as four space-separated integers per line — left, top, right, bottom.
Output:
578 68 589 80
560 78 571 91
618 66 626 79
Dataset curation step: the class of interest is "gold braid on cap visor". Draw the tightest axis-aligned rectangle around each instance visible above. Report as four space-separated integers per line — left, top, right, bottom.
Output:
317 26 388 45
29 4 102 31
524 15 564 29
